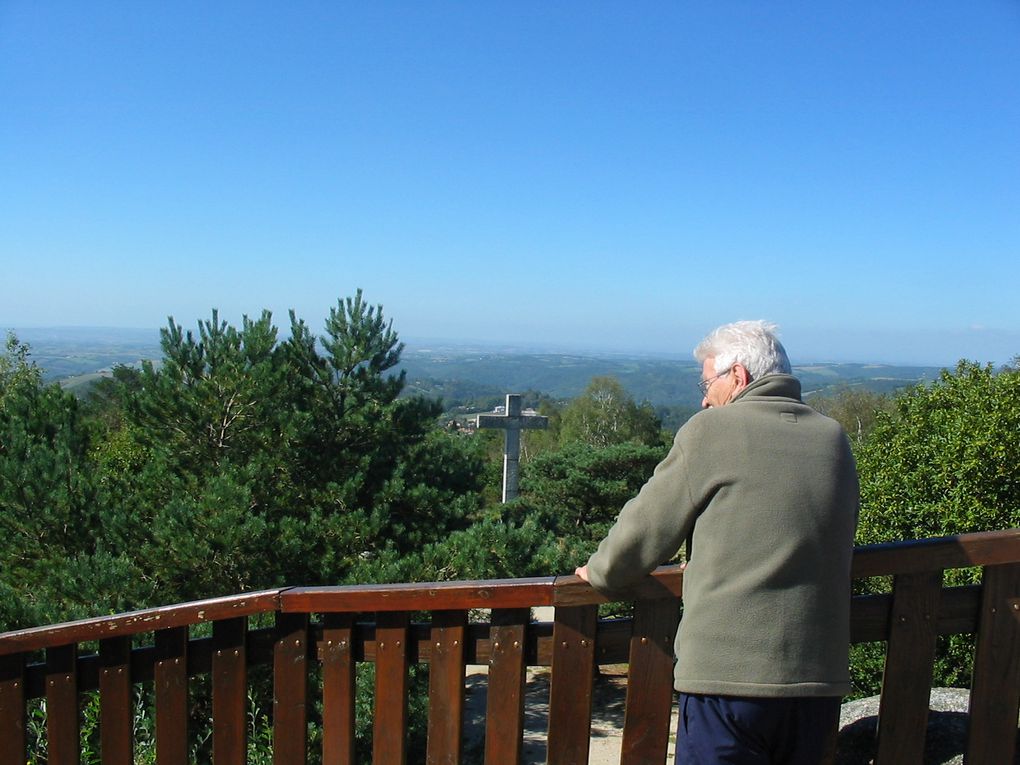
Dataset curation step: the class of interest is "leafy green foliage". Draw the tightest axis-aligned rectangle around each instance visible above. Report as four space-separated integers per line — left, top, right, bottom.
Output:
849 359 1020 697
558 376 666 449
855 360 1020 544
807 385 895 443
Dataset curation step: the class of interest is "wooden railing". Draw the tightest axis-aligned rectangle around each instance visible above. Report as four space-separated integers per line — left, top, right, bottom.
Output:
1 528 1019 764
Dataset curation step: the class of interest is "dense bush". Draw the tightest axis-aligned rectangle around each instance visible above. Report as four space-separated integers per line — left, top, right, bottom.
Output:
849 359 1020 697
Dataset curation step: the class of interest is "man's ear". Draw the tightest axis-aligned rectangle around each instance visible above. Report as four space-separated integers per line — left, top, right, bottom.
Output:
732 364 752 388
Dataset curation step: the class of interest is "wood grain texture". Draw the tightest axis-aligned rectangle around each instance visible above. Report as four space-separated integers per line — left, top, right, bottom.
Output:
547 605 597 765
0 652 26 765
320 613 356 765
45 644 79 765
373 611 411 765
484 608 529 765
273 611 309 765
852 529 1020 578
155 626 189 765
874 571 942 764
620 598 679 765
283 578 555 613
426 610 467 765
99 636 133 764
212 617 248 765
966 563 1020 765
0 589 284 656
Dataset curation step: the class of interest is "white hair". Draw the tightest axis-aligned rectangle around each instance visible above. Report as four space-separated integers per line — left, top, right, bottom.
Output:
693 320 791 380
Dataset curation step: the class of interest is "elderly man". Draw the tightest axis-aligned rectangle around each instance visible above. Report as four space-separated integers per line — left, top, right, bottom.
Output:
576 320 859 765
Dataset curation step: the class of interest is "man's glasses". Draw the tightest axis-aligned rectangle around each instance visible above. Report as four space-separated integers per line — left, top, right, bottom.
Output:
698 368 732 396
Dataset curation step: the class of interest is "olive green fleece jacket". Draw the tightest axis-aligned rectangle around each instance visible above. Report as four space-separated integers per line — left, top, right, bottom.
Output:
586 374 859 697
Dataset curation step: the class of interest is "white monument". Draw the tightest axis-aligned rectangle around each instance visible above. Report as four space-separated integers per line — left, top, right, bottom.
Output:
476 393 549 502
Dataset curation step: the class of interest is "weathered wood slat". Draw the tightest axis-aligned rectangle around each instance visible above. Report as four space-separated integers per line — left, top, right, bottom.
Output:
850 585 980 643
547 605 598 765
620 597 680 765
46 644 80 765
374 611 411 764
17 626 278 702
0 589 284 656
484 608 530 765
317 618 632 669
875 570 942 764
212 617 248 765
321 613 356 765
99 636 133 764
933 584 982 635
0 652 26 765
426 610 467 765
966 562 1020 765
273 612 309 765
155 626 188 765
284 578 555 613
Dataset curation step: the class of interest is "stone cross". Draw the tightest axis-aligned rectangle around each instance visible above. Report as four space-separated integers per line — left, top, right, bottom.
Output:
476 393 549 502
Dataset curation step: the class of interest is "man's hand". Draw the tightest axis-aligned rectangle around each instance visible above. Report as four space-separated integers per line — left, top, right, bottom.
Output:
574 565 590 582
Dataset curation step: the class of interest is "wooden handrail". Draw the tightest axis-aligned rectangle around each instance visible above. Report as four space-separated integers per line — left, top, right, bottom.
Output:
1 529 1019 764
0 569 685 658
283 576 558 612
851 527 1020 577
0 588 288 657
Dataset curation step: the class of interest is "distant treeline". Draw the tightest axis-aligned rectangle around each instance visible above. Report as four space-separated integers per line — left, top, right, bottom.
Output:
16 327 941 417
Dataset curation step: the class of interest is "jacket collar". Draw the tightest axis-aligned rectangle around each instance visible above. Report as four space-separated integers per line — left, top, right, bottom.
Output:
732 373 802 403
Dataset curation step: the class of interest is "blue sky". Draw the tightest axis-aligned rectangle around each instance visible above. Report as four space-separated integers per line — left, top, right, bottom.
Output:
2 2 1018 365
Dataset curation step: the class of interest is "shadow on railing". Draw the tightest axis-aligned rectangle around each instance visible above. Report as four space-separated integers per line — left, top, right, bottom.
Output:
1 529 1019 764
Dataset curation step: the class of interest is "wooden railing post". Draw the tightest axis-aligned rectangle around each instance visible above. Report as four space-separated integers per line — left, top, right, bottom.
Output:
274 611 310 765
155 626 189 765
485 608 530 765
213 617 248 765
620 597 680 765
374 611 411 765
0 652 26 765
547 604 598 765
321 613 357 765
427 610 468 765
965 562 1020 764
46 644 79 765
874 570 943 763
99 635 133 764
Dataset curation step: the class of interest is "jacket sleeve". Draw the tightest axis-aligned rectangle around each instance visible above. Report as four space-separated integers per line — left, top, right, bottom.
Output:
585 426 702 594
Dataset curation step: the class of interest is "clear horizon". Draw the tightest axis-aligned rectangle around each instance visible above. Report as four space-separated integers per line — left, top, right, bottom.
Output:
4 323 998 369
2 3 1018 367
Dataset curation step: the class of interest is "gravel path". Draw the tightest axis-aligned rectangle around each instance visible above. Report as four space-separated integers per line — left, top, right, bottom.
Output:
463 664 676 764
462 608 677 764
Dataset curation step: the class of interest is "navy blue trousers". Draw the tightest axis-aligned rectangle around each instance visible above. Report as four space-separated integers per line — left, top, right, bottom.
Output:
676 693 840 765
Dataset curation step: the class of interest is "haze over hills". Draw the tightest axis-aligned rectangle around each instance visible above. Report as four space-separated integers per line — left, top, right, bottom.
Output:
399 348 942 413
7 327 162 384
7 326 945 414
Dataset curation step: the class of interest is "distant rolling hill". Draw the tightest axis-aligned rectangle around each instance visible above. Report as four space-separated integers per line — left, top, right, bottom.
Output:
7 327 161 383
398 347 943 413
7 327 944 416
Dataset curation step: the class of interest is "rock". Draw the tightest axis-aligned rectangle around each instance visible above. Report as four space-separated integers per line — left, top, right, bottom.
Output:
836 687 1019 765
